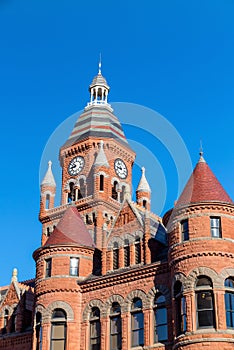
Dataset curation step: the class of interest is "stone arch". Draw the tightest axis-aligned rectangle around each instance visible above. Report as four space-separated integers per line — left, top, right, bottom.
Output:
111 177 120 186
34 304 46 324
124 289 147 313
0 305 12 317
171 273 187 290
107 236 124 249
45 301 74 322
41 190 54 197
146 285 171 308
133 230 144 240
96 171 109 178
77 174 87 184
122 233 135 245
65 178 76 190
105 295 125 316
187 266 221 289
82 299 105 321
220 267 234 286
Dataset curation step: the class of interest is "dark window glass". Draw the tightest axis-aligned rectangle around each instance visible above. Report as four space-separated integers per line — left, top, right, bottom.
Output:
210 217 221 238
99 175 104 191
51 309 67 350
225 278 234 328
45 258 52 278
90 307 101 350
68 182 75 203
154 295 168 343
124 240 130 267
174 281 187 336
2 309 9 334
131 298 144 347
196 276 215 329
135 238 141 264
113 243 119 270
181 219 189 241
110 303 122 350
46 194 50 209
112 181 118 200
70 257 79 276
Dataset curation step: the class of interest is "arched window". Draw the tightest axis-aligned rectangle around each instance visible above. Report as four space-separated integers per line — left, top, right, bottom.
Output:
131 298 144 347
36 312 42 350
68 182 75 203
154 294 168 343
174 281 186 336
90 307 101 350
99 175 104 191
195 276 215 329
142 200 147 209
112 181 118 200
2 309 9 334
113 242 119 270
110 302 122 350
124 239 130 267
50 309 67 350
135 237 141 264
224 277 234 328
46 194 50 209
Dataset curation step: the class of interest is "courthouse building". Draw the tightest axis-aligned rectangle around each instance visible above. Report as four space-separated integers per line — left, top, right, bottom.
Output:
0 66 234 350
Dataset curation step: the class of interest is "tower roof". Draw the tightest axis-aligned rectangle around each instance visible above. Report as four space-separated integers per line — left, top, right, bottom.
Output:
41 161 56 187
93 140 110 168
136 167 151 192
176 155 233 206
45 206 95 248
62 107 130 149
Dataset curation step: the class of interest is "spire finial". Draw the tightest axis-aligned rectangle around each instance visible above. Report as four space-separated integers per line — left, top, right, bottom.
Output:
199 140 203 157
199 140 206 163
98 53 102 74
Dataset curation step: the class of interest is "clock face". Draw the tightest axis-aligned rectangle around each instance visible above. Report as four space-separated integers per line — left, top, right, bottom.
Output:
68 156 85 176
114 158 128 179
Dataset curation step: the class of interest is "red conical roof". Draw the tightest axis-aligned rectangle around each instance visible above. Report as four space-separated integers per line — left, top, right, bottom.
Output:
176 156 232 206
45 206 95 247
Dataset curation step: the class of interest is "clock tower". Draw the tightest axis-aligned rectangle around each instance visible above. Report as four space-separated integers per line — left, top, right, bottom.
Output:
40 63 135 248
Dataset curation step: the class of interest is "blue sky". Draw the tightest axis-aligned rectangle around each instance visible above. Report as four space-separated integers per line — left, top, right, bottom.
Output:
0 0 234 286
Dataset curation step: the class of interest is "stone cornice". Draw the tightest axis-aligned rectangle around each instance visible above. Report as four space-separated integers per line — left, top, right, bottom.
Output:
33 244 94 261
169 250 234 267
78 261 169 292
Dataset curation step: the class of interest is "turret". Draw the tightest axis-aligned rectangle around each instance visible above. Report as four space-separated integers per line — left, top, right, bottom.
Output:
136 167 151 210
165 152 234 348
40 160 56 210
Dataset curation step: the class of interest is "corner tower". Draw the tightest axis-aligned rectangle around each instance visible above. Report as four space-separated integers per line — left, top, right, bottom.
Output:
165 152 234 350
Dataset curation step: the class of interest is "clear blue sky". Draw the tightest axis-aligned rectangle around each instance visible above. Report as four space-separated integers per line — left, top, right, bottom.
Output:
0 0 234 286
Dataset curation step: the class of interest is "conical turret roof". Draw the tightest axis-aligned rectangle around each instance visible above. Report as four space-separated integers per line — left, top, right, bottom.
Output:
136 167 151 192
45 206 95 247
176 155 232 206
41 161 56 187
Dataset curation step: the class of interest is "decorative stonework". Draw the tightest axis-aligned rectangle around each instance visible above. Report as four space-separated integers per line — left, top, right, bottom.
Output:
146 285 171 307
124 289 147 312
105 294 125 315
45 300 74 322
186 266 221 289
83 299 105 321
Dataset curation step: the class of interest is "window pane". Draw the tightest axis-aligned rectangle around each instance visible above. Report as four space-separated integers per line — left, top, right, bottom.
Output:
52 340 65 350
157 324 168 342
198 310 213 327
52 324 65 338
156 308 167 325
197 292 213 309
